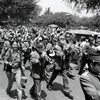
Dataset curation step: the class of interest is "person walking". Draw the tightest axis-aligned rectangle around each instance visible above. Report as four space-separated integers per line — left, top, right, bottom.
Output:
47 35 73 99
29 42 48 100
78 37 95 75
4 41 23 100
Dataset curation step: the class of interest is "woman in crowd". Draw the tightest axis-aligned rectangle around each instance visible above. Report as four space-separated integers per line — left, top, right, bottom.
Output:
4 41 23 100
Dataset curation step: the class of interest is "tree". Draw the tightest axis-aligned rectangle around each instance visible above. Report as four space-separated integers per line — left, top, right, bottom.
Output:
0 0 41 26
63 0 100 12
34 12 77 28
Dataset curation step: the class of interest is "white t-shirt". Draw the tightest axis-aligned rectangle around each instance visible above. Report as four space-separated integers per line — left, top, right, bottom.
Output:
80 41 86 49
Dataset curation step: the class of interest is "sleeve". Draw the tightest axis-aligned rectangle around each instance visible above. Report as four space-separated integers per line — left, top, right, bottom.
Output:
96 46 100 51
4 49 9 61
4 49 12 65
54 47 63 57
82 43 90 55
1 48 5 60
80 75 100 100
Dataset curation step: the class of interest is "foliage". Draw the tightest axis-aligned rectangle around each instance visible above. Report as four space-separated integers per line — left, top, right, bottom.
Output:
63 0 100 12
0 0 41 26
33 10 100 31
34 12 76 28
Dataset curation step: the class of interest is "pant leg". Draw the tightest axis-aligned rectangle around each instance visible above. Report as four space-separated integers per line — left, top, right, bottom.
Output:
65 58 70 71
6 72 14 93
62 69 70 93
15 69 22 100
3 63 7 71
45 64 53 82
78 55 87 74
30 82 35 94
23 57 29 66
34 79 41 100
77 53 82 70
48 70 60 85
23 57 29 75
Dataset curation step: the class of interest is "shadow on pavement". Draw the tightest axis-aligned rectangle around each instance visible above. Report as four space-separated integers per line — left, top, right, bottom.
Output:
8 89 27 99
41 90 47 99
9 89 17 99
53 82 63 92
29 86 47 100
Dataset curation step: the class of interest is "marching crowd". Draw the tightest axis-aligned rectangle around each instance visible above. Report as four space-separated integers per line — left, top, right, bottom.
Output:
1 25 100 100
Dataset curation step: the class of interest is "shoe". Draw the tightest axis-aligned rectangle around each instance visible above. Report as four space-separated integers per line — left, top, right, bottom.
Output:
6 91 10 95
6 90 10 95
47 84 53 91
30 92 37 97
21 83 26 88
29 88 37 97
64 92 73 99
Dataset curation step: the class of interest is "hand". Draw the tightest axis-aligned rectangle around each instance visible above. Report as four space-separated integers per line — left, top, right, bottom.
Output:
35 59 40 63
9 62 12 66
84 52 88 55
41 52 47 57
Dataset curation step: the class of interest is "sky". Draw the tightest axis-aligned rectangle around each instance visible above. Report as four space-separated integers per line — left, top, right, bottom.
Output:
37 0 94 17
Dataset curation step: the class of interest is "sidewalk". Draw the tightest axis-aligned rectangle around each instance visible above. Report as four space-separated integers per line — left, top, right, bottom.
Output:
0 62 85 100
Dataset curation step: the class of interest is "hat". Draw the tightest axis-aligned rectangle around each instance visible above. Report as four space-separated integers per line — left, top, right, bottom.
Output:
88 66 99 75
36 42 44 49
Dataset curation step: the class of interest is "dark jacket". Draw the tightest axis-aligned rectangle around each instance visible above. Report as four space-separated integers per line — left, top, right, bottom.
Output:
53 44 64 70
30 50 46 79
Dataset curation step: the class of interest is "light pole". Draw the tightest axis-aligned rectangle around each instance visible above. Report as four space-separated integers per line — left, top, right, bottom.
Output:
66 13 70 30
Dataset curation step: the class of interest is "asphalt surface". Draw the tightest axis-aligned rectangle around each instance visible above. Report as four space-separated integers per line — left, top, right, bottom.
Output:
0 61 85 100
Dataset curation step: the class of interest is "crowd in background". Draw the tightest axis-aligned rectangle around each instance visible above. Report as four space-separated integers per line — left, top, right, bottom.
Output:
1 25 100 100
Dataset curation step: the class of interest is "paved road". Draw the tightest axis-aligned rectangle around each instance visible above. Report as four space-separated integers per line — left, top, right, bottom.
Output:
0 61 85 100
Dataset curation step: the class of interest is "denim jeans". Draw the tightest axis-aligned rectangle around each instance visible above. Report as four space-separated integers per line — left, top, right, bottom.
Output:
6 69 22 100
30 78 41 100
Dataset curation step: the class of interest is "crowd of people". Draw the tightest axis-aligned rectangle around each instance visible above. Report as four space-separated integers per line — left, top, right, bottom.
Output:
1 25 100 100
